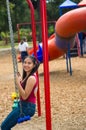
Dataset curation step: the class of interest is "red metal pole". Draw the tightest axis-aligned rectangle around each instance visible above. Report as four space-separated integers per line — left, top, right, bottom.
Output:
40 0 52 130
26 0 41 116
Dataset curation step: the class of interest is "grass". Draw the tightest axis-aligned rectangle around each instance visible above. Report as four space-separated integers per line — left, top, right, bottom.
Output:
0 40 18 49
0 40 33 49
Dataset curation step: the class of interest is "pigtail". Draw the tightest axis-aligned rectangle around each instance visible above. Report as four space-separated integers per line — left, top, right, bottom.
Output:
20 40 24 45
35 58 40 71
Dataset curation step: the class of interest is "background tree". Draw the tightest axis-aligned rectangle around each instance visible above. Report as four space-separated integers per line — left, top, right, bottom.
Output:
0 0 9 33
0 0 81 44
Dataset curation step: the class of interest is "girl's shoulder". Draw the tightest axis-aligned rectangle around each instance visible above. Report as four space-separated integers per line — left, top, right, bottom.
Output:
27 74 37 83
29 74 37 80
26 75 37 87
30 74 37 79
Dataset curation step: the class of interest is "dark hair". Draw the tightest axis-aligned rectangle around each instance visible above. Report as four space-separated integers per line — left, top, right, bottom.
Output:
20 37 27 44
22 37 27 41
22 55 40 80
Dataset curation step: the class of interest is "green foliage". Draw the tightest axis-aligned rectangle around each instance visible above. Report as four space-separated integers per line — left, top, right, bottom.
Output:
17 28 32 41
47 1 59 21
48 25 55 36
0 0 81 48
1 32 10 45
0 1 8 32
1 32 6 39
0 40 18 48
31 0 39 9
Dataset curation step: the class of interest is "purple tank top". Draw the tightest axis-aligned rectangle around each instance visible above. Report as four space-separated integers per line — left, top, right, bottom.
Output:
20 74 38 104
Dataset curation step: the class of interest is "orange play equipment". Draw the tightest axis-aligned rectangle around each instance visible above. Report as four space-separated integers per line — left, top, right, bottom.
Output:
18 7 86 62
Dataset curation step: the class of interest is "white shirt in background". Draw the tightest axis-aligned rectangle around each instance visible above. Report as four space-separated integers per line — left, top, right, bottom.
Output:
18 42 29 52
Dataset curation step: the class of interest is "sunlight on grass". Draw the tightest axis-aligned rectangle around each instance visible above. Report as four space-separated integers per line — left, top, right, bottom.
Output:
0 40 33 49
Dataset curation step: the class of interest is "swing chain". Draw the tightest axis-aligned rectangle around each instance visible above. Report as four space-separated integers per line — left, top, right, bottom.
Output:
6 0 18 93
6 0 31 123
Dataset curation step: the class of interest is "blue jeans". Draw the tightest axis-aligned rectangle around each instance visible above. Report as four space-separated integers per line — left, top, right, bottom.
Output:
21 51 28 62
1 101 36 130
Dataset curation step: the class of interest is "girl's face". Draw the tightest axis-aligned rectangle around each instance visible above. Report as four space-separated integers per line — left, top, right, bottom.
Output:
23 57 35 73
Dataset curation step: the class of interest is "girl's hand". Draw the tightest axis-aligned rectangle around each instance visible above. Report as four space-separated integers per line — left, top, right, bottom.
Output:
16 72 22 86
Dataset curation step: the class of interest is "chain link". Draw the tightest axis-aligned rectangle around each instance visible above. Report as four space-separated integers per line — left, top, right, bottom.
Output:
6 0 18 93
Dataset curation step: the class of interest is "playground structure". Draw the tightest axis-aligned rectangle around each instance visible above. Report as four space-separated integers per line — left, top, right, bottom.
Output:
27 7 86 63
24 4 86 130
18 4 86 130
6 0 86 129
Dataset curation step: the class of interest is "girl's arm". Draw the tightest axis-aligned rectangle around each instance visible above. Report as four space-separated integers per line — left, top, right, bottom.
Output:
26 47 29 54
16 75 36 100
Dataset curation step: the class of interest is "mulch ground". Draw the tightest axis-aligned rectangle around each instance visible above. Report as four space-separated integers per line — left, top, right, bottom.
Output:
0 50 86 130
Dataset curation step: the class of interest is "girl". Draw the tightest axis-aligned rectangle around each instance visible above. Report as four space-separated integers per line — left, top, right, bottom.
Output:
18 37 29 62
1 55 40 130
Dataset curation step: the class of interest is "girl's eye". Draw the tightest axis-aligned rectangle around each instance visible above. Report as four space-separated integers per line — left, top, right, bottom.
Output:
28 62 30 64
28 62 32 65
24 61 26 64
24 61 32 65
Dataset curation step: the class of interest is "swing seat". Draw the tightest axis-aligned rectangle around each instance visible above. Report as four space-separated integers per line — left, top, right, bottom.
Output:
17 115 31 123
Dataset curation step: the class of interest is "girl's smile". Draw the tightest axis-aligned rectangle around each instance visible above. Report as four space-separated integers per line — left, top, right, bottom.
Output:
23 57 35 72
